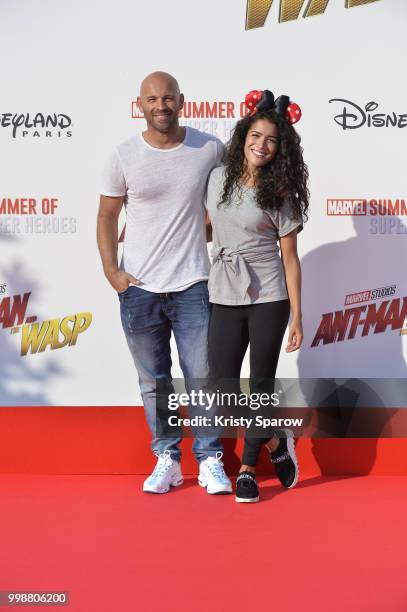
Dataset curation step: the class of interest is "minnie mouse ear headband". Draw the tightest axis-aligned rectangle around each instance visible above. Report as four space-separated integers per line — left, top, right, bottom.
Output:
244 89 302 125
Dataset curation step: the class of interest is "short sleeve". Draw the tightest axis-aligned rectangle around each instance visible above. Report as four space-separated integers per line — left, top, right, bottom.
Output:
202 169 212 210
270 198 303 237
202 186 208 210
203 166 224 211
100 150 126 197
215 138 225 166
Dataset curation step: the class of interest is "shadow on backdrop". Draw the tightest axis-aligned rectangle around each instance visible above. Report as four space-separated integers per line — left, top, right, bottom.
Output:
297 211 407 474
0 236 64 405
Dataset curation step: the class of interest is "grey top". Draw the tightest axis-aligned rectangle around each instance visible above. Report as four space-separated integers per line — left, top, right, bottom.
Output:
205 166 303 305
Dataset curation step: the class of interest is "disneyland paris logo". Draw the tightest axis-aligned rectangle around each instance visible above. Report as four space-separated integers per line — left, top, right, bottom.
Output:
0 112 73 139
329 99 407 130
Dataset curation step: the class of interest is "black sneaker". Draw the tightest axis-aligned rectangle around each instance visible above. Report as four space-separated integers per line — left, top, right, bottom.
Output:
235 471 259 503
269 429 299 489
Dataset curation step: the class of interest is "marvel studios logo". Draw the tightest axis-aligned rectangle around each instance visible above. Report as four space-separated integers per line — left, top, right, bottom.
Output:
344 285 397 306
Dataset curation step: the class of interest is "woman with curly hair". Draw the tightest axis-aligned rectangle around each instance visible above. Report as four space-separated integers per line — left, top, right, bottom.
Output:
205 89 309 503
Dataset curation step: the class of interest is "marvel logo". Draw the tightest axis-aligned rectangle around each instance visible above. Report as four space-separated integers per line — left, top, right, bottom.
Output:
327 199 367 215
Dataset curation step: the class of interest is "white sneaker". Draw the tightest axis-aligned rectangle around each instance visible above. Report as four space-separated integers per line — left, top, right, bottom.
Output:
143 451 184 494
198 451 232 494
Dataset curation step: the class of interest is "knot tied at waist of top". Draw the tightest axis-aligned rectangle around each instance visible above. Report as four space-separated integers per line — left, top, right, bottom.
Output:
210 245 279 300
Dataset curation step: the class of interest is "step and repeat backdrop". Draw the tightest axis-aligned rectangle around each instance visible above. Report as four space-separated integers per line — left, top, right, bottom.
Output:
0 0 406 406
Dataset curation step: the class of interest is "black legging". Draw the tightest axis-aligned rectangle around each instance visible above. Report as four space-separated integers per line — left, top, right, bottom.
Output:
208 299 290 467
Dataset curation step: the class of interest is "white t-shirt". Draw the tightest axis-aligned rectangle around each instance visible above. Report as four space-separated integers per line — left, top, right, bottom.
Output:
100 127 223 292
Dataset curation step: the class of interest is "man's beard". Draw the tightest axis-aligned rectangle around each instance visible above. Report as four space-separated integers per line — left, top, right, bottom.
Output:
150 112 178 133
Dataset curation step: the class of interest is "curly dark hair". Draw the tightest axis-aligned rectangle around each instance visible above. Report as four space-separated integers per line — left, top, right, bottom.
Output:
219 109 309 222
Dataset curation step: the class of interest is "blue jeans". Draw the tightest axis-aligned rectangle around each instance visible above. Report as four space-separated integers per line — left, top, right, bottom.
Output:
118 281 223 463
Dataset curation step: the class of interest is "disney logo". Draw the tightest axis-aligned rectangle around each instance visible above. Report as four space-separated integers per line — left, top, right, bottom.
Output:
329 99 407 130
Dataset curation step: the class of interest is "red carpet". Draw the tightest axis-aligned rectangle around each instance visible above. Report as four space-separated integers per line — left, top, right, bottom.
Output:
2 407 407 475
1 474 406 612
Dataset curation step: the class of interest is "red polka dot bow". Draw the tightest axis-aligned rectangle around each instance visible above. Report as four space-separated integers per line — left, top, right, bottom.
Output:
244 90 263 113
286 102 302 124
244 89 302 124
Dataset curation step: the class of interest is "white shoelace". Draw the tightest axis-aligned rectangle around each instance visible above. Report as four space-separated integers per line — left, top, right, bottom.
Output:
207 451 228 481
150 450 172 480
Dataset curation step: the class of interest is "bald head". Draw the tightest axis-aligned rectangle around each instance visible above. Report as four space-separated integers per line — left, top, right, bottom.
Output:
137 71 184 135
140 71 180 98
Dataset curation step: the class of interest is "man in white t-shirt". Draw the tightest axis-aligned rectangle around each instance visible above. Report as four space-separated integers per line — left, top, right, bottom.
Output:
97 71 231 495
